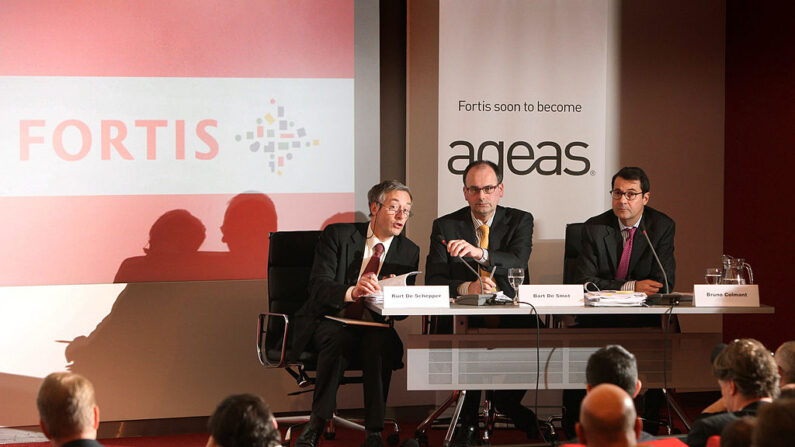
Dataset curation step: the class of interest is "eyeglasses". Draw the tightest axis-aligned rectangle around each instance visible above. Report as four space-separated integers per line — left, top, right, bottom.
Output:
379 203 413 218
610 190 645 201
465 184 500 195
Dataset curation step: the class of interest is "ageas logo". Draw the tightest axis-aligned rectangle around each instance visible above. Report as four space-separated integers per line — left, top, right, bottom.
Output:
446 139 591 176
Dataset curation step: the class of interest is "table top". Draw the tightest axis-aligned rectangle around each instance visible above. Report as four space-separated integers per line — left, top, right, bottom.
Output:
369 301 775 316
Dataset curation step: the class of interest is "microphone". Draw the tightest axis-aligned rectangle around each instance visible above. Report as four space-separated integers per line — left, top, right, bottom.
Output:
436 235 497 305
639 222 680 306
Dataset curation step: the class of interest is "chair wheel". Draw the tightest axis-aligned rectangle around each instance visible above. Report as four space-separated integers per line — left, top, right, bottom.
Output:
386 432 400 446
323 431 336 440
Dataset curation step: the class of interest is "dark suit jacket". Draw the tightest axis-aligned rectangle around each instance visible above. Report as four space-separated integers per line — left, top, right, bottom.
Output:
292 222 420 359
426 206 534 298
62 440 105 447
574 206 676 292
686 400 767 447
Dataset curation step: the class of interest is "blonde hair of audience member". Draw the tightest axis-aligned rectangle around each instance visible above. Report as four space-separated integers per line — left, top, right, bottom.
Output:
576 383 642 447
774 341 795 389
36 372 100 447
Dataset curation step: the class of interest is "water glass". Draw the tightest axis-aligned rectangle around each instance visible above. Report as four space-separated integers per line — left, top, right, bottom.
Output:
508 268 524 305
705 268 721 284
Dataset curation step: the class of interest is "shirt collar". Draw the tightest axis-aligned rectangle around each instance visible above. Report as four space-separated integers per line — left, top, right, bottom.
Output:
367 221 394 252
617 214 643 232
471 211 495 229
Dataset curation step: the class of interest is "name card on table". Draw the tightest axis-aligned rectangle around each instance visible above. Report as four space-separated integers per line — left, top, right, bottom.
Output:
383 286 449 309
694 284 759 307
518 285 584 306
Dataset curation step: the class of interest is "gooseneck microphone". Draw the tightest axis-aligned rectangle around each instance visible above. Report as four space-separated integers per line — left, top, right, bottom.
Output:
436 235 496 305
639 222 680 305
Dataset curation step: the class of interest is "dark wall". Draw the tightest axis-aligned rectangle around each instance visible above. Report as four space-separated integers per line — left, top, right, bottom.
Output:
380 0 407 181
724 0 795 348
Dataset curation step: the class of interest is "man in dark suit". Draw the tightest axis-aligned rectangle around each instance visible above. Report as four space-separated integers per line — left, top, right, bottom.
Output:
574 166 675 296
564 167 676 437
36 372 104 447
686 339 778 447
293 180 420 447
426 160 536 445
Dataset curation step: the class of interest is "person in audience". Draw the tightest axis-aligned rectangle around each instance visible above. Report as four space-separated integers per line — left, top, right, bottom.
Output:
293 180 420 447
206 394 280 447
566 345 658 443
751 397 795 447
719 416 755 447
425 160 537 445
36 372 103 447
686 339 779 447
576 384 643 447
774 341 795 391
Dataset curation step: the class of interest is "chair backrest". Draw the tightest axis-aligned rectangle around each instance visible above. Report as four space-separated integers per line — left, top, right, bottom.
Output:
265 230 322 356
563 223 584 284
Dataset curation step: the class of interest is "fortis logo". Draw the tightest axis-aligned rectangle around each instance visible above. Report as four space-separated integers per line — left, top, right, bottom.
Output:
446 140 591 176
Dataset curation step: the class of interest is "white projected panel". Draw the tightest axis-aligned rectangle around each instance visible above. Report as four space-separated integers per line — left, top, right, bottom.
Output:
0 0 363 286
438 0 609 239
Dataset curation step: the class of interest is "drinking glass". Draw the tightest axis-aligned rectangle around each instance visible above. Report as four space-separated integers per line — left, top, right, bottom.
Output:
508 268 524 305
705 268 721 284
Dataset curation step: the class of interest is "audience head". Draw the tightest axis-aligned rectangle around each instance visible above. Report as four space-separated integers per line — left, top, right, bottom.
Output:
752 397 795 447
36 372 100 446
207 394 280 447
774 341 795 388
712 338 779 411
586 345 642 398
719 416 755 447
576 383 641 447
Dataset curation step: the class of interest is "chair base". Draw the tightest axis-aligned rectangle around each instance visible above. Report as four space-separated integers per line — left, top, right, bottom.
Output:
281 413 400 446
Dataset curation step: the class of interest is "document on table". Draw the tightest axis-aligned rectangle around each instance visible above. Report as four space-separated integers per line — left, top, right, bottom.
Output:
584 291 646 307
364 271 421 304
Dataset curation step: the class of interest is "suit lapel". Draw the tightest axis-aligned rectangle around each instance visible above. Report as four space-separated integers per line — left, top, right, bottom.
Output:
346 224 366 284
602 222 621 273
489 207 507 250
381 235 402 277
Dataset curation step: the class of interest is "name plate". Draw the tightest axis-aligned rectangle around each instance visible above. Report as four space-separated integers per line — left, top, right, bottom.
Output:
694 284 759 307
383 286 449 309
518 285 584 306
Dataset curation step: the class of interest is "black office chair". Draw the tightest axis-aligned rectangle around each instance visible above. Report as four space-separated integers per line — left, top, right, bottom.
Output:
256 230 400 446
563 222 584 284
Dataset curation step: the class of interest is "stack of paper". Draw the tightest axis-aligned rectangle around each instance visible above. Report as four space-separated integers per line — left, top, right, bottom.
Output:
363 271 421 305
584 291 646 307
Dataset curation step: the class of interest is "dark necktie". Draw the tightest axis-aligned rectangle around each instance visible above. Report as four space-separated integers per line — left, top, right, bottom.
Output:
344 243 384 319
615 227 636 280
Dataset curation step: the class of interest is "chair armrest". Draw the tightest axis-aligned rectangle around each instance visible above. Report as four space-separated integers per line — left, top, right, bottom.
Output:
257 312 289 368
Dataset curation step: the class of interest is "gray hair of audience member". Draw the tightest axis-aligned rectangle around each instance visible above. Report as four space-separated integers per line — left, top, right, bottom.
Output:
775 341 795 386
36 372 97 440
719 416 755 447
713 338 779 399
586 345 639 396
577 383 641 447
366 180 412 216
208 394 280 447
752 398 795 447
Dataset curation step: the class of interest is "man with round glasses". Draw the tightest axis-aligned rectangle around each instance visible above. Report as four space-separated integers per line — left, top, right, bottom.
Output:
293 180 420 447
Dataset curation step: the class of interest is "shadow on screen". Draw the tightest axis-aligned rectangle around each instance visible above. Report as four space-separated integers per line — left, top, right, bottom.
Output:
114 193 278 283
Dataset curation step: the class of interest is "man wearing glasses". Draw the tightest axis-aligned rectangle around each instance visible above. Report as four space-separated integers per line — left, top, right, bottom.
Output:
426 160 536 445
565 166 675 437
574 166 675 295
293 180 420 447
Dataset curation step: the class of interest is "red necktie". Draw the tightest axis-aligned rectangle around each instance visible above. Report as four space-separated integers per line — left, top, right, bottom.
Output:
615 227 636 280
345 243 384 319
